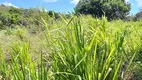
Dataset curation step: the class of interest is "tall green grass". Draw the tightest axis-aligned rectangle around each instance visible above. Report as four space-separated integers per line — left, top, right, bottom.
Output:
0 15 142 80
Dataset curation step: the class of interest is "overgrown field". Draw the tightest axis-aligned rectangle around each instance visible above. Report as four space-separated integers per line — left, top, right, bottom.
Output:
0 15 142 80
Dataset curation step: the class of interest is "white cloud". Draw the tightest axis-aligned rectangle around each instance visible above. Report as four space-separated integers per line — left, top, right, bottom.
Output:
70 0 79 5
44 0 58 2
0 1 18 8
135 0 142 8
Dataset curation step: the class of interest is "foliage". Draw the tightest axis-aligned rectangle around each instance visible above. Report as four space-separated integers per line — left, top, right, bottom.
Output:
0 4 142 80
134 11 142 21
0 6 21 27
75 0 131 20
0 5 71 30
0 15 141 80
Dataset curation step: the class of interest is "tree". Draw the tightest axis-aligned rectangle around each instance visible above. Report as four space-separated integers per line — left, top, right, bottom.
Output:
134 11 142 21
75 0 131 20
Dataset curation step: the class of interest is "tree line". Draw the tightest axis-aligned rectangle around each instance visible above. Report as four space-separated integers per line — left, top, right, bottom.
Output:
0 0 142 29
0 4 71 29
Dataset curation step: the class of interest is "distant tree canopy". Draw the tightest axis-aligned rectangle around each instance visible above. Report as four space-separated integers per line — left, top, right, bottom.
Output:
134 11 142 21
75 0 131 20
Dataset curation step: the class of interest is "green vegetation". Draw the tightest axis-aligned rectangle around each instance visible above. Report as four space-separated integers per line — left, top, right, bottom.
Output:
0 3 142 80
134 11 142 21
75 0 130 20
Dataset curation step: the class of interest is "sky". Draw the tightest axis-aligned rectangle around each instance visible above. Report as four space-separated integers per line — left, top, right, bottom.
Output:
0 0 142 15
